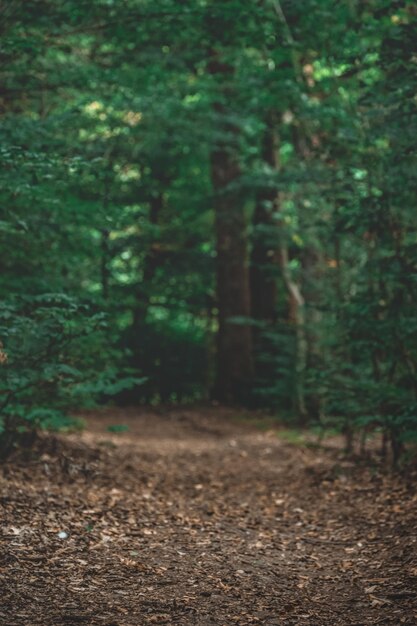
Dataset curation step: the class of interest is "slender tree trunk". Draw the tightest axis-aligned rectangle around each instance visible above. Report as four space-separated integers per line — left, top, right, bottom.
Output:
301 245 324 419
251 115 307 418
250 114 279 326
130 185 164 403
209 54 253 404
133 189 164 328
285 124 320 421
249 115 280 397
211 148 253 403
279 245 307 419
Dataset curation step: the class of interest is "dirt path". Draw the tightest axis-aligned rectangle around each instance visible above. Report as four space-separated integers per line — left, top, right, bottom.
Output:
1 408 416 625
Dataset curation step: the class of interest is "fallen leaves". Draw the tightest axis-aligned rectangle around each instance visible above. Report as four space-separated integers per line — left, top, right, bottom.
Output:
0 407 416 625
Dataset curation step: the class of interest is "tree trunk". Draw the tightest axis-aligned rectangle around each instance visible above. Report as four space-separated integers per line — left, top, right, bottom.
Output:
133 189 164 329
211 148 253 403
279 246 307 419
250 115 279 326
249 115 281 398
129 186 164 404
209 53 253 404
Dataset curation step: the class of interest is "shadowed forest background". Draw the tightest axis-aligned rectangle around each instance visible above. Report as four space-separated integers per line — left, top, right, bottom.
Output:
1 0 417 464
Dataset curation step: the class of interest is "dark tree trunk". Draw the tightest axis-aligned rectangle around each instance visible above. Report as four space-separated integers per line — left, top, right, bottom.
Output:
251 115 280 325
209 53 253 404
249 116 280 399
211 148 253 403
133 189 164 329
129 186 164 404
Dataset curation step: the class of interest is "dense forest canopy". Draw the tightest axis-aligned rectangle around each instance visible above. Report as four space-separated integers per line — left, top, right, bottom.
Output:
1 0 417 462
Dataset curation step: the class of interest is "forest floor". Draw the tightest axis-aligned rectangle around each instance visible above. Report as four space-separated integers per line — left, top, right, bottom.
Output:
1 408 417 626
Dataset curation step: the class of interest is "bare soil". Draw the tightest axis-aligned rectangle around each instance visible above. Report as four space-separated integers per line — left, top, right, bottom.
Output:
1 407 416 625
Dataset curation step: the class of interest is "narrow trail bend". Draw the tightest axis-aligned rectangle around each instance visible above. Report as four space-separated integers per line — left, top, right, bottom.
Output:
1 408 416 626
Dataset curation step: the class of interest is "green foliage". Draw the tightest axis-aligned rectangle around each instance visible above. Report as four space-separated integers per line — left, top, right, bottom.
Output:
107 424 129 434
0 295 100 455
1 0 416 464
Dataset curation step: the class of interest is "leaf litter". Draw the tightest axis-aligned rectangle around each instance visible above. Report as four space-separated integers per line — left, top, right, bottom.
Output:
0 407 416 625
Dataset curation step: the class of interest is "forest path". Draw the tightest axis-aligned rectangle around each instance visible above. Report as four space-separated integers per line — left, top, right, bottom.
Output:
1 408 416 626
